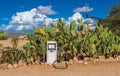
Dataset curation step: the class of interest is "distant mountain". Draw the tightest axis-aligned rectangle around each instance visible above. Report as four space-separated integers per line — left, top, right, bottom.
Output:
7 33 25 38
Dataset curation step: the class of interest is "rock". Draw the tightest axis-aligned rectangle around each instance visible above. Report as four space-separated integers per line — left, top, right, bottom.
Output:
13 64 18 68
99 56 105 60
90 58 94 61
0 63 8 69
73 57 78 61
116 56 120 61
44 63 48 66
83 62 88 65
93 59 99 63
40 62 44 65
8 64 13 69
113 57 119 62
116 57 119 61
105 59 111 63
109 57 114 62
99 56 105 62
115 57 119 61
73 57 78 64
117 56 120 59
69 59 73 64
78 60 83 64
18 60 26 66
84 57 90 62
34 60 39 65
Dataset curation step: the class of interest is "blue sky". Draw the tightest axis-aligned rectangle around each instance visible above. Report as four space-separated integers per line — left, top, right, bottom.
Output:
0 0 120 32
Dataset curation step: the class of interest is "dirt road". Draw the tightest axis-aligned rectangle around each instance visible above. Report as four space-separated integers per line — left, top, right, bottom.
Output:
0 62 120 76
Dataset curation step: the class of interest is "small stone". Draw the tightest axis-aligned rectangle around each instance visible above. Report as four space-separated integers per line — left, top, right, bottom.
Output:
78 60 83 63
117 56 120 59
73 57 78 64
73 57 78 61
108 57 114 62
13 64 18 68
115 57 119 61
109 57 113 60
0 63 8 69
34 60 39 65
84 57 90 62
93 59 99 63
99 56 105 60
8 64 13 69
89 58 94 61
69 59 73 64
105 59 110 63
99 56 105 62
18 60 26 66
83 62 88 65
44 63 48 66
40 62 44 65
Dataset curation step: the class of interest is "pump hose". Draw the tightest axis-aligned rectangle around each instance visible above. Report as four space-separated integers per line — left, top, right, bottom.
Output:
52 60 68 69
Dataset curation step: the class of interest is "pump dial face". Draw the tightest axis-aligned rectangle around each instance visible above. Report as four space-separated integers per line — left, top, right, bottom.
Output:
48 43 56 50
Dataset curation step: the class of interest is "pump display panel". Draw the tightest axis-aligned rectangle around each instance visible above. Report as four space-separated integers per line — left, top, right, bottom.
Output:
48 43 56 50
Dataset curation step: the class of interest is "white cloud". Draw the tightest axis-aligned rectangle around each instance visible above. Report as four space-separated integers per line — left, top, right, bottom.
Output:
2 6 57 32
0 6 95 32
37 5 57 15
74 6 93 12
67 13 95 30
68 12 83 22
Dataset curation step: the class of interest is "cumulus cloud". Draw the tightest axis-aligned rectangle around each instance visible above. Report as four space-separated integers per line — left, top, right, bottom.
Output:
2 6 57 32
74 6 93 12
68 13 95 30
37 5 57 15
67 12 83 26
0 6 95 32
68 12 83 22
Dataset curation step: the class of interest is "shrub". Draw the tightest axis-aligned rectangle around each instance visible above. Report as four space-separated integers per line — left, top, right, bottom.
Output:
0 32 8 40
0 43 3 47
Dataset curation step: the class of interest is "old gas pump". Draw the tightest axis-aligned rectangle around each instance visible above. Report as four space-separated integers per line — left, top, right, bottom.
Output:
47 41 57 64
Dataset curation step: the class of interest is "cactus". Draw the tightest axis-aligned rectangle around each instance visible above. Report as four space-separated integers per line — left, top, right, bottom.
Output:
1 18 120 65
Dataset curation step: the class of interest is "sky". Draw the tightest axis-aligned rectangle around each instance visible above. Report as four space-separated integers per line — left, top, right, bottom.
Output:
0 0 120 32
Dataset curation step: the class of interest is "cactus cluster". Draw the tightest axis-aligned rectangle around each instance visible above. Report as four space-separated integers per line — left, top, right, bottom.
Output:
0 18 120 65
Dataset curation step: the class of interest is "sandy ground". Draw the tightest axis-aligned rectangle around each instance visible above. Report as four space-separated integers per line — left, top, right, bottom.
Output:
0 62 120 76
0 39 120 76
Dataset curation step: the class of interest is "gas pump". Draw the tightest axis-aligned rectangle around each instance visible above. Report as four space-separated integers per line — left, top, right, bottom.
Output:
47 41 57 64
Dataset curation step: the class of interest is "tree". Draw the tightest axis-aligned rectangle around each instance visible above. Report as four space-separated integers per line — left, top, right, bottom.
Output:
100 2 120 36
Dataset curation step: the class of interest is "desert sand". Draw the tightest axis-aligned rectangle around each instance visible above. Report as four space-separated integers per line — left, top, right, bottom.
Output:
0 62 120 76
